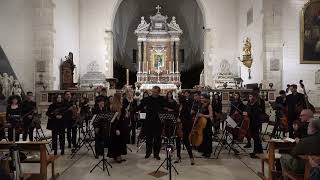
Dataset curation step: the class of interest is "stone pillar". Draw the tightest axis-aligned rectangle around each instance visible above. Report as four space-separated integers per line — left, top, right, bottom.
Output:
170 41 175 73
143 41 147 73
104 31 113 78
33 0 55 104
175 41 180 73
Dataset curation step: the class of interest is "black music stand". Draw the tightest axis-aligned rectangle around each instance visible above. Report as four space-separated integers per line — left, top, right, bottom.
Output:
154 113 179 180
89 112 116 176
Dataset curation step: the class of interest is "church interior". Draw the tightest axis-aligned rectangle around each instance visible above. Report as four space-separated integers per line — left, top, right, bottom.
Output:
1 0 320 180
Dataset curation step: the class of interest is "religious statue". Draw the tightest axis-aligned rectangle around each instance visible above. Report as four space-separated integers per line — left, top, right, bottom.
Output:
60 52 77 90
137 16 147 29
10 80 22 97
0 73 13 97
243 38 252 57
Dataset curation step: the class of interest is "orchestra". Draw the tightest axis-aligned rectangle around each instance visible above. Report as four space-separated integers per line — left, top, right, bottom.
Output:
0 82 319 179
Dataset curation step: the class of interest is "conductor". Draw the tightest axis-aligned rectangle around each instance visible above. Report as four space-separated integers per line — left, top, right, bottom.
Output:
135 86 169 160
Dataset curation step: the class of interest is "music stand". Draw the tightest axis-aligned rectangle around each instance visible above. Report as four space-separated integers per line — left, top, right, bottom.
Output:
154 113 179 180
90 112 117 176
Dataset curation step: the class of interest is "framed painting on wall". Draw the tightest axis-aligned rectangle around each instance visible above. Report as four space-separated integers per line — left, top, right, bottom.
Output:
301 0 320 64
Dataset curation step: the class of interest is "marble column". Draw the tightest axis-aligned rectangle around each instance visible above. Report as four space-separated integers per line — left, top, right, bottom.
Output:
175 41 180 73
170 41 174 73
143 41 147 73
138 41 142 73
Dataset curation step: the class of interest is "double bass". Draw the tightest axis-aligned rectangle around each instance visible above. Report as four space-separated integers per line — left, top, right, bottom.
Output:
298 80 315 113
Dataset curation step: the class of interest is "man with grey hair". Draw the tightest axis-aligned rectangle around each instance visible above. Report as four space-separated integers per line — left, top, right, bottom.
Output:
293 109 314 139
280 119 320 178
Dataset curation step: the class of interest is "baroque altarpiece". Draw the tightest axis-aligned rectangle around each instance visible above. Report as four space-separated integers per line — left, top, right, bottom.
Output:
135 6 182 91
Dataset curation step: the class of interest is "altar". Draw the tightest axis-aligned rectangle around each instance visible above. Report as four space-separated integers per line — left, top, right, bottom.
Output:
134 5 182 92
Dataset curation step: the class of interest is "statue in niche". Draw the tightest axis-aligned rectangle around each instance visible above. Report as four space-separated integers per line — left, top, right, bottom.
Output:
169 16 181 30
60 52 77 90
10 80 22 97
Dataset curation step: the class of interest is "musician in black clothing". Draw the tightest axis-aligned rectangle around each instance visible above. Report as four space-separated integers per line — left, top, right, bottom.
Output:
135 86 169 160
243 92 263 158
175 90 195 165
229 92 246 116
21 92 37 141
286 84 306 138
6 95 22 141
123 90 138 144
95 88 110 111
212 93 222 135
64 91 77 148
46 94 66 155
92 97 108 158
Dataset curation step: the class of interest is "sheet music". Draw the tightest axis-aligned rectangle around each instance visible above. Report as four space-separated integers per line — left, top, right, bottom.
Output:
226 116 237 128
139 113 146 119
283 137 296 143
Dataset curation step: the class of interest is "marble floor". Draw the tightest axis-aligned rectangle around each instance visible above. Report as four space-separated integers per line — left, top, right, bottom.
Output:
21 141 263 180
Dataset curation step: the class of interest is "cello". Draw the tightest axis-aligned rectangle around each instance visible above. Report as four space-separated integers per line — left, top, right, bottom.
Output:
229 103 250 141
189 108 207 146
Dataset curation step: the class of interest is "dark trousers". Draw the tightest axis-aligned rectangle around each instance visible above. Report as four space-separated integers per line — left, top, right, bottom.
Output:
199 123 213 155
8 128 20 141
95 131 105 156
251 126 263 154
67 127 77 147
176 130 193 159
129 120 136 144
52 129 65 152
146 134 162 157
288 119 294 138
22 126 34 141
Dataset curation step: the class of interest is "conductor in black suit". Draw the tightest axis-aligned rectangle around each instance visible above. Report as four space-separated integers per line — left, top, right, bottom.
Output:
135 86 170 160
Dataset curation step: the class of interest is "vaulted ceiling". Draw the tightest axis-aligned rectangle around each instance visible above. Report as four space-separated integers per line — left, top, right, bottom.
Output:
113 0 204 72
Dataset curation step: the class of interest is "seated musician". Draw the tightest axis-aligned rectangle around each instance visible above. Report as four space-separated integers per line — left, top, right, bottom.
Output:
292 109 314 140
280 119 320 176
92 97 108 158
309 156 320 180
46 94 66 155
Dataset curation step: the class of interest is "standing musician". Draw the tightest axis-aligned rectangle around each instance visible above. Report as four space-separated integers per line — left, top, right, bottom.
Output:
6 95 22 141
107 93 127 163
274 90 287 136
21 91 37 141
286 84 306 138
175 90 195 165
212 93 222 136
243 92 263 158
46 94 66 155
135 86 169 160
64 91 77 149
123 90 138 144
92 97 108 158
229 92 246 127
95 88 110 111
197 93 213 158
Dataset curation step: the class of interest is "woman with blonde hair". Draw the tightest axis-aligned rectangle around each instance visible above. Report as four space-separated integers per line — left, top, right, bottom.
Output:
107 93 128 163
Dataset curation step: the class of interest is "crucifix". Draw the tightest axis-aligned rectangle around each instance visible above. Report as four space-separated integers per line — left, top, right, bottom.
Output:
156 5 161 13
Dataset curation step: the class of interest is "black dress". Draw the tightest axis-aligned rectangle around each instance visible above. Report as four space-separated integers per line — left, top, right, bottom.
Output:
107 109 127 159
6 105 22 141
198 105 213 156
122 98 137 144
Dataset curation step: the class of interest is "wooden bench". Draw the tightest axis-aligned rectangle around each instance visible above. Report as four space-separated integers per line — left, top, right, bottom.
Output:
283 155 320 180
0 141 60 180
257 153 282 179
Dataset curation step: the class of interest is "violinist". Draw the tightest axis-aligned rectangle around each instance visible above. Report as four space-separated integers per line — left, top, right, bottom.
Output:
92 97 108 158
6 95 22 141
243 92 263 158
64 91 77 149
21 92 37 141
46 94 66 155
286 84 306 137
197 93 213 158
175 91 195 165
123 90 137 144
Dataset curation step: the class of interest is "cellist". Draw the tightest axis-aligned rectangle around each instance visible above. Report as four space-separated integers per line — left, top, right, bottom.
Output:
243 92 263 158
197 93 213 158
